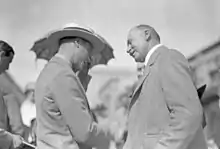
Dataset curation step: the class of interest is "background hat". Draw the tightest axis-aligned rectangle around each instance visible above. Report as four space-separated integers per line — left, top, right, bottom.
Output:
47 23 105 56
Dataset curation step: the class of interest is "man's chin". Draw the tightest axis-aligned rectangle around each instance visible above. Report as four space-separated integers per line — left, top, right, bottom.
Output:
134 58 144 63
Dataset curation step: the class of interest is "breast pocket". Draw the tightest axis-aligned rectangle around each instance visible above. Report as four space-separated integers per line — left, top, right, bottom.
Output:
42 97 61 116
142 132 161 149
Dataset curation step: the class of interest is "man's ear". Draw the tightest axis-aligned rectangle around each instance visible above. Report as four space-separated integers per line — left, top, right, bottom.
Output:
218 99 220 109
144 29 151 41
0 51 4 61
0 51 4 57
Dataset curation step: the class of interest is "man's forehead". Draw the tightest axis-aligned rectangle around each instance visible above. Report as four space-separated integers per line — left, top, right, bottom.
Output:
128 28 141 38
127 30 134 41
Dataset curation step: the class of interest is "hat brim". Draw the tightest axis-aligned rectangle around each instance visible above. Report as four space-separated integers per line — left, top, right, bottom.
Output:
47 28 105 55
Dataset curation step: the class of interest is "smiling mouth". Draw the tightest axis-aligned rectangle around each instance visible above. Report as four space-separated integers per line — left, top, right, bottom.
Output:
130 52 135 57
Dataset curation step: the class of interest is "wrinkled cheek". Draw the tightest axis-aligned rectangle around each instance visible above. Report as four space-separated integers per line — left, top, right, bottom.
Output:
134 52 142 60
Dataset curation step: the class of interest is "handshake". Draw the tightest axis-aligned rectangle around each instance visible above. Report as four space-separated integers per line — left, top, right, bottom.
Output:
88 121 127 149
100 122 127 148
10 134 23 149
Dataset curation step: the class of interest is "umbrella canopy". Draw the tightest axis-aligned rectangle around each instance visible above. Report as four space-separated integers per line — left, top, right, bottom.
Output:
30 26 114 68
30 24 115 91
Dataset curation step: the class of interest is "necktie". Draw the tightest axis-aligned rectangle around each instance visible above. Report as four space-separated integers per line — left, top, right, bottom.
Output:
137 63 145 79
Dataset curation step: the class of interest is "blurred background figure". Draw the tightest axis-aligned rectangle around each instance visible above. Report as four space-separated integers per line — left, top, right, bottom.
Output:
21 82 36 128
0 75 25 138
202 89 220 149
91 77 134 149
0 40 24 149
20 82 36 144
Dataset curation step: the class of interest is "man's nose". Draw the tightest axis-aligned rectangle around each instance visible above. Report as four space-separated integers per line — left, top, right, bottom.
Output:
126 47 132 54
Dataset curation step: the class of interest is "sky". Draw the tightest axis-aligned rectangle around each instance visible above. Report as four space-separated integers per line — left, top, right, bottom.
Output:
0 0 219 89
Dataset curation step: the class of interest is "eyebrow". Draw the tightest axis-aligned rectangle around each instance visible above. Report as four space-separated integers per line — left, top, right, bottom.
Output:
127 39 131 45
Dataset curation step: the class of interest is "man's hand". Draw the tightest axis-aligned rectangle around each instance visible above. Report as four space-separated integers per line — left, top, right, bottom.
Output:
12 134 24 149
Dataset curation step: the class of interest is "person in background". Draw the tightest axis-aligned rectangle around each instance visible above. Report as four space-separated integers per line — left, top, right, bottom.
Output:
124 24 207 149
202 92 220 149
20 82 36 144
0 40 24 149
21 82 36 128
0 81 25 137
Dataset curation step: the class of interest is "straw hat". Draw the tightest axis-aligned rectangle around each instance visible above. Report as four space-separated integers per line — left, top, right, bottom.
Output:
47 23 105 55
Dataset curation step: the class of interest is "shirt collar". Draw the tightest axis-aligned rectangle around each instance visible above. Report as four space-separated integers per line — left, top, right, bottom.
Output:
54 54 81 76
54 53 72 67
144 44 162 66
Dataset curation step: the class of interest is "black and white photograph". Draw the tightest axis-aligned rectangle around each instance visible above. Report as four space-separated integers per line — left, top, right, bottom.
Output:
0 0 220 149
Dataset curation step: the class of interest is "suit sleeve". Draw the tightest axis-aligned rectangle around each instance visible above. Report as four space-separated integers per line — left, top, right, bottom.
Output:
51 72 111 148
156 50 203 149
0 92 13 149
4 94 25 137
0 128 13 149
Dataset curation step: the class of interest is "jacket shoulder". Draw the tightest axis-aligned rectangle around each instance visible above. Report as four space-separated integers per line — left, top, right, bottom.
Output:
158 48 187 65
159 47 186 59
36 60 76 94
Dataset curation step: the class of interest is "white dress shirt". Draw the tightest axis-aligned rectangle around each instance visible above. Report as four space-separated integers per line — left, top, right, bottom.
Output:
20 98 36 127
144 44 162 66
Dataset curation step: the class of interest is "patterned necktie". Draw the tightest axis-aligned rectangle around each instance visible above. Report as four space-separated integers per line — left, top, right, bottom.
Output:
137 63 145 79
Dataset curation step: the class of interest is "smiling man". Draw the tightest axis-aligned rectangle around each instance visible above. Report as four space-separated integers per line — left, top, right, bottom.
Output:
124 25 207 149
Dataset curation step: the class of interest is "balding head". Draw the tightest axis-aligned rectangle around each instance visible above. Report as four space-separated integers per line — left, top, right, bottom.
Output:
127 24 161 62
134 24 160 43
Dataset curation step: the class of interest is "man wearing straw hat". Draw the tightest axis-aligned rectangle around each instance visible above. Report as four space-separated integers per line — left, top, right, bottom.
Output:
35 25 113 149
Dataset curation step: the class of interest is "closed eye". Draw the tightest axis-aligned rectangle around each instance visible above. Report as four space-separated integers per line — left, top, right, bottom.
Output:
127 40 131 46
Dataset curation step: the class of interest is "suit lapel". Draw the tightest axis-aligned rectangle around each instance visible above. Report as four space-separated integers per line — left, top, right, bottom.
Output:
129 46 163 110
74 75 88 99
51 56 88 99
71 74 93 111
128 66 150 110
131 65 150 98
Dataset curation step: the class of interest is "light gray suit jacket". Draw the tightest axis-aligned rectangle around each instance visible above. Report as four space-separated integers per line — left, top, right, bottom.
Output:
123 46 207 149
35 56 110 149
